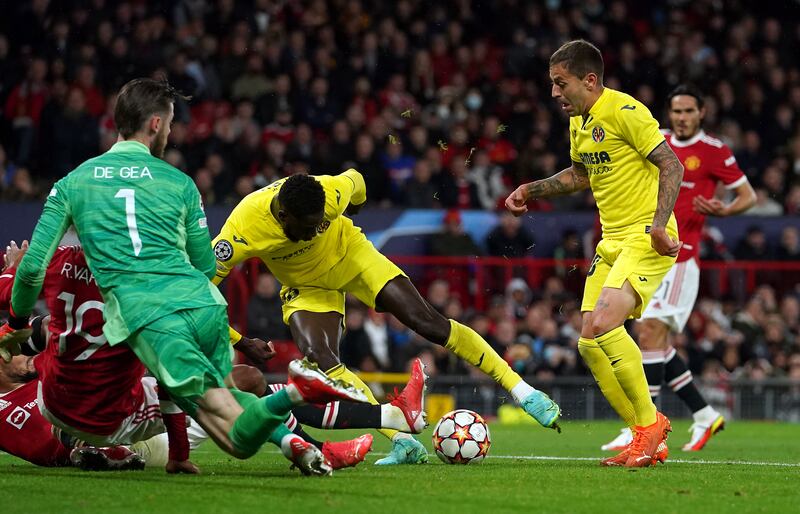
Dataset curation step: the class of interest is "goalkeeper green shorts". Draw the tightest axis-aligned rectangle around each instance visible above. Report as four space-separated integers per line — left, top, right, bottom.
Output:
127 305 232 415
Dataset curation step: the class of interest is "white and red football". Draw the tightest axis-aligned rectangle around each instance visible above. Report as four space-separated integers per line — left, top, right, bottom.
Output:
432 409 491 464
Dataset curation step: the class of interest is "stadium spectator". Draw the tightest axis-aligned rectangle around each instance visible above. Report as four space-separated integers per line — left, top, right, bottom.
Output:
776 226 800 261
734 226 773 260
485 211 535 258
403 159 440 208
246 272 290 342
468 149 507 210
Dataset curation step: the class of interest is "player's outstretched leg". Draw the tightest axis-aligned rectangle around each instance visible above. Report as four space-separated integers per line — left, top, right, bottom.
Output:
376 277 561 431
191 359 367 475
289 310 428 463
229 363 425 468
374 358 429 465
289 357 429 434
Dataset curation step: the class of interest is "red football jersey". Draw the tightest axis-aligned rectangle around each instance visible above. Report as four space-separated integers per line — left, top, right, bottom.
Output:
0 246 145 435
0 380 70 467
665 130 747 262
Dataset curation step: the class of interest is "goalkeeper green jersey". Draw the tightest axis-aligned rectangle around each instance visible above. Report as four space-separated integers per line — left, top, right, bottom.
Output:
11 140 226 344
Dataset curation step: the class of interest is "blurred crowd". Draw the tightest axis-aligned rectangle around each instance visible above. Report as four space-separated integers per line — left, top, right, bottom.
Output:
1 0 799 215
245 266 800 384
1 1 799 389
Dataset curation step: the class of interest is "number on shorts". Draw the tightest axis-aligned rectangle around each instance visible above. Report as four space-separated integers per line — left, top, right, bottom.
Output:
653 280 671 301
587 254 602 276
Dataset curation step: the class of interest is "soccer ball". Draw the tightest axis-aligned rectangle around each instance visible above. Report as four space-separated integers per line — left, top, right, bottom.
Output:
432 409 491 464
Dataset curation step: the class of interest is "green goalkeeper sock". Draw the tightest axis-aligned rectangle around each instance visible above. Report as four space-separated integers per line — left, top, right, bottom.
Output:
228 389 294 458
229 388 259 409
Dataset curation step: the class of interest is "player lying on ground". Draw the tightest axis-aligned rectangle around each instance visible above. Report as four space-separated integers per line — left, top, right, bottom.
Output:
1 241 426 471
506 40 683 467
0 348 427 471
0 242 193 472
0 353 73 467
211 169 561 465
0 77 367 476
602 84 755 453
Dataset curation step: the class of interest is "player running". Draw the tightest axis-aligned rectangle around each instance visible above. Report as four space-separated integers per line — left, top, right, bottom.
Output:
212 175 561 465
506 40 683 467
602 85 755 453
0 78 368 476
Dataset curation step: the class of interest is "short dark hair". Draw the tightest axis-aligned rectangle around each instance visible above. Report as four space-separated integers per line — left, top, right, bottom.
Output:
550 40 604 81
114 78 188 138
279 174 325 218
667 84 705 110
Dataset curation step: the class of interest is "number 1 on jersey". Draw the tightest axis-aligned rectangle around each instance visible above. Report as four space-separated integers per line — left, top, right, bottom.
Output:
115 188 142 256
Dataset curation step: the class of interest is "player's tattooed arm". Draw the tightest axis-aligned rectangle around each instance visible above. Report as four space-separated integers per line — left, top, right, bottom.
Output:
647 141 684 228
505 162 589 216
525 162 590 198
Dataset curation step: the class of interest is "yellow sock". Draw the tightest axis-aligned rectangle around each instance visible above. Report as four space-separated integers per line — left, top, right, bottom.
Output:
595 326 657 427
326 364 399 441
578 337 636 427
445 319 522 392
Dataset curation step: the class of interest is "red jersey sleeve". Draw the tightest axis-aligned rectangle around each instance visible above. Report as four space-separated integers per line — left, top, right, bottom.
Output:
0 266 16 310
711 145 747 189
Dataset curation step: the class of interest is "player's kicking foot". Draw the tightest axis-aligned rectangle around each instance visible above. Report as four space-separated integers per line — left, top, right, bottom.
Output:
387 358 428 433
683 414 725 451
287 438 333 476
625 411 672 468
322 434 373 470
287 359 370 405
601 439 668 467
374 436 428 465
520 390 561 432
70 446 146 471
601 427 633 451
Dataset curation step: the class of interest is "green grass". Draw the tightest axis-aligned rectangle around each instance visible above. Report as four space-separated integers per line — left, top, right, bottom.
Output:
1 420 797 514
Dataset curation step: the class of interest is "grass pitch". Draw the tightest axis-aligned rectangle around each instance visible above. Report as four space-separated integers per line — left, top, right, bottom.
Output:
1 420 796 514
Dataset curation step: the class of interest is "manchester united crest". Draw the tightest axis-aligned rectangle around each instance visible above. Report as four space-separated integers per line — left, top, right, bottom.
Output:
685 155 701 171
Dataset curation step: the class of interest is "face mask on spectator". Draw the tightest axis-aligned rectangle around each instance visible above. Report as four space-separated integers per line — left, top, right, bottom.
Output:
465 94 482 110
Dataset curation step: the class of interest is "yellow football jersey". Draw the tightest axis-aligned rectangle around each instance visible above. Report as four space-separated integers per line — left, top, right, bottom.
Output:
569 88 678 240
212 169 367 287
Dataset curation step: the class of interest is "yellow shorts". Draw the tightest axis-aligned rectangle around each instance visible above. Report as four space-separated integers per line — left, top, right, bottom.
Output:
581 232 676 318
279 235 406 324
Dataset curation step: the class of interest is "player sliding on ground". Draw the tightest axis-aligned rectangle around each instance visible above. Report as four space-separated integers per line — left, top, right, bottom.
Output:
506 40 684 468
0 242 195 472
602 85 755 453
212 174 561 465
0 78 369 476
1 241 427 471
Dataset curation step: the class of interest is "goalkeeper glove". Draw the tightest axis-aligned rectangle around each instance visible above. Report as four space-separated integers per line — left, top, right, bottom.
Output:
0 310 32 362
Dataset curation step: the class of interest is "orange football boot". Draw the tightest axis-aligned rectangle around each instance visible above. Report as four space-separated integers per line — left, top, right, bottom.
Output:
624 411 672 468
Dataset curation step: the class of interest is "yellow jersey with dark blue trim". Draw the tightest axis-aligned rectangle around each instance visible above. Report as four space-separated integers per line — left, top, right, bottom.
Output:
211 169 367 286
569 88 678 240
